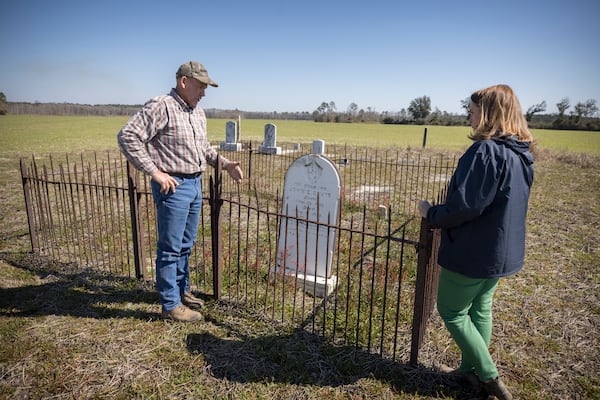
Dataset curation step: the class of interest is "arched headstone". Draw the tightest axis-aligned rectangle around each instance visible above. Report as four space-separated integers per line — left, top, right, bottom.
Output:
276 153 340 296
220 120 242 151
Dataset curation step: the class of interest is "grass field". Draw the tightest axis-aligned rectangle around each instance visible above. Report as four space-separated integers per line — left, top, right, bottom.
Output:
1 115 599 155
0 115 599 399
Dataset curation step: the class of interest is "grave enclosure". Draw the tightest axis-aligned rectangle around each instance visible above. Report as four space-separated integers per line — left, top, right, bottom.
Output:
19 124 456 364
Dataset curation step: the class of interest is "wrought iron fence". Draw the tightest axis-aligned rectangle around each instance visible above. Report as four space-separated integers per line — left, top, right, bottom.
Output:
19 142 455 364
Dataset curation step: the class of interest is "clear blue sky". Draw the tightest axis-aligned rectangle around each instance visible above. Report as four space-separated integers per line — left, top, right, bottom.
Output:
1 0 598 114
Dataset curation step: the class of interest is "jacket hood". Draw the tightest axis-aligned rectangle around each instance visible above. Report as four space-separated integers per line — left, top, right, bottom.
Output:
496 137 534 166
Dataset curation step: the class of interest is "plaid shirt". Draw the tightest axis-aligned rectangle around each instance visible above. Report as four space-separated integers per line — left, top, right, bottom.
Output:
117 89 229 176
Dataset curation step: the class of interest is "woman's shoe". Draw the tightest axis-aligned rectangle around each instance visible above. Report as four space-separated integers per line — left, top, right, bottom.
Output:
483 377 513 400
437 364 481 391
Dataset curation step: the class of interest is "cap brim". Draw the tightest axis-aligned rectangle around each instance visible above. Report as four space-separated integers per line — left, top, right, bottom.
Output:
198 76 218 88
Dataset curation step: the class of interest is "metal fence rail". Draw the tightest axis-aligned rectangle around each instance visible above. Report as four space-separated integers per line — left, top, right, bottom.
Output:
19 142 454 364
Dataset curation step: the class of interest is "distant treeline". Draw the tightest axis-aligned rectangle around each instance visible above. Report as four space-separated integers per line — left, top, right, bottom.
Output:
3 101 470 125
8 102 143 116
6 102 314 121
524 114 600 131
5 101 600 131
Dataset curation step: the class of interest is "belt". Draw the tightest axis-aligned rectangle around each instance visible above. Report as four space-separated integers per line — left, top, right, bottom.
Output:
170 172 202 179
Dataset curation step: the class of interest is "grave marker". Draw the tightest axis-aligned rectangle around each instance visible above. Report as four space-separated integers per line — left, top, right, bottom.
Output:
220 120 242 151
276 154 341 296
312 139 325 155
258 123 282 155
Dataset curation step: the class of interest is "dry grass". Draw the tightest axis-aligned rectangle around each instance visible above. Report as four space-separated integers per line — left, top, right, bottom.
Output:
1 149 599 399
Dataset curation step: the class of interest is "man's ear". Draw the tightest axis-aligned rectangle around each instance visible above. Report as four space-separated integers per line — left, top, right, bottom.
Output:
179 76 187 88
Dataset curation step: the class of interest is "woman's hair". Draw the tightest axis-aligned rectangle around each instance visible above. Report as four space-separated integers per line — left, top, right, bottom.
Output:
469 84 535 143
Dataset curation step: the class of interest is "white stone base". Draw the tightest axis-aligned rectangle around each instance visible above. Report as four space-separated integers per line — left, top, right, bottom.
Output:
258 145 282 155
220 142 243 151
273 266 337 297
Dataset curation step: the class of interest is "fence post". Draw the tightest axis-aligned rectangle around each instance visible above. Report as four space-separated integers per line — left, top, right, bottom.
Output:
127 162 146 279
210 157 223 299
247 141 253 192
20 158 39 252
422 127 428 148
410 217 438 366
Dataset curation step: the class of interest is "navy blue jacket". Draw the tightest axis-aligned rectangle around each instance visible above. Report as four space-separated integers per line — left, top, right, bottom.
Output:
427 137 534 278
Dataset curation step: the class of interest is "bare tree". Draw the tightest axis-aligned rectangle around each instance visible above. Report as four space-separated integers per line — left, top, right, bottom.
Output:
525 101 547 121
317 102 328 114
460 97 470 116
574 99 598 118
347 102 358 117
556 97 570 116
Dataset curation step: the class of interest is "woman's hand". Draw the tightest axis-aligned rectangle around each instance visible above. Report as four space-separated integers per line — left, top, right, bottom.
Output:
418 200 432 218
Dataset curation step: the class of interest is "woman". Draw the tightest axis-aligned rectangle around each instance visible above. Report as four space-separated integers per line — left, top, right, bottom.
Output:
419 84 535 400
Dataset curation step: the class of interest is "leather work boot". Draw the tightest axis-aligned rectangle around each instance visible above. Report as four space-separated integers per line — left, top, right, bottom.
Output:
162 304 203 322
182 292 205 309
483 377 513 400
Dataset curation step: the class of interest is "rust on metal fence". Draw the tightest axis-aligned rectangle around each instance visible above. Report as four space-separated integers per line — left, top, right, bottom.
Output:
19 142 455 364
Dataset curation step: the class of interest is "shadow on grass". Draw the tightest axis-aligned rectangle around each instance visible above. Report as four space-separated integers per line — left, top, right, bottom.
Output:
1 251 481 398
0 251 163 320
186 323 481 399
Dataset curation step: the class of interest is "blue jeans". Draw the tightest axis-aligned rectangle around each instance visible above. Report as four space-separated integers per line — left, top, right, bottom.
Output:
436 268 500 382
151 176 202 312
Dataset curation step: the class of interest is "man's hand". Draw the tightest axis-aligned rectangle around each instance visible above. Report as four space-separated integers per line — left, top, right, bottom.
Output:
224 162 243 184
151 170 179 194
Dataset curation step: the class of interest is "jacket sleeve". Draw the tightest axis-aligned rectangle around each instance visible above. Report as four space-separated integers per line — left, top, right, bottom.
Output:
427 142 501 229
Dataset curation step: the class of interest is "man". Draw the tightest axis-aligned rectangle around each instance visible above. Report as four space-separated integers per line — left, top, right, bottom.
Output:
118 61 243 322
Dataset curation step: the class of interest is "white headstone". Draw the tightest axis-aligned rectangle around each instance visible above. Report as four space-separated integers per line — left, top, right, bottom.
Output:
258 123 282 155
276 154 341 296
264 123 276 147
312 140 325 155
378 205 388 219
220 120 242 151
225 121 237 143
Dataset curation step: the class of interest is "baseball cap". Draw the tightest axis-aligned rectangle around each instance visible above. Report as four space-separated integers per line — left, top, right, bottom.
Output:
176 61 218 87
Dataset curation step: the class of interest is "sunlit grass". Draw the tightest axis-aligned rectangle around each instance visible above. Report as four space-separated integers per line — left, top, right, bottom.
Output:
1 115 598 156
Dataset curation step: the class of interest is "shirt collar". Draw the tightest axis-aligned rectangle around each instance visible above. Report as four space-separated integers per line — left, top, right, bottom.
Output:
170 88 194 112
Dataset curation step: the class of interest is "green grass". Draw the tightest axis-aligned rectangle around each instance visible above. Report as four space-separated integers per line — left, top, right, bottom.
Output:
0 114 599 399
1 115 599 156
213 118 600 155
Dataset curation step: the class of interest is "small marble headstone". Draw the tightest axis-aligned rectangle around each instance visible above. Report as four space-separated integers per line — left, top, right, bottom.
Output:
312 140 325 155
264 123 276 147
220 120 242 151
225 121 236 143
258 123 282 155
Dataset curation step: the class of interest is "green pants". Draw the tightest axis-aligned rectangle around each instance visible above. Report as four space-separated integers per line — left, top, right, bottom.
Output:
437 268 500 382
